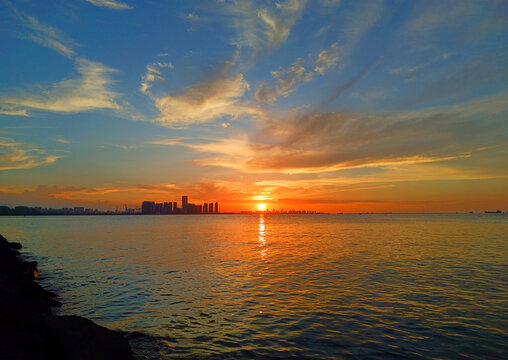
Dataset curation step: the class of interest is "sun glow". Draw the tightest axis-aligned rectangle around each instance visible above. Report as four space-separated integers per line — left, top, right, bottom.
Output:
257 203 266 211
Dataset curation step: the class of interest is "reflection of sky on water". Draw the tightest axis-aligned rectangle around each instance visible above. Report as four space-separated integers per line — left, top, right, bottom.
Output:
2 214 507 359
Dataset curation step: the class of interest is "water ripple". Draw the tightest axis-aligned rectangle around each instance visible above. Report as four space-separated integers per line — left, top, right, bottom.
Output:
1 214 507 359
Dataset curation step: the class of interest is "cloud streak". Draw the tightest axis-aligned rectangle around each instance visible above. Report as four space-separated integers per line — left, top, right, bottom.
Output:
140 62 174 94
142 59 263 128
151 95 508 174
223 0 306 59
12 9 77 58
0 58 122 113
85 0 132 10
1 8 124 116
0 108 28 117
255 42 341 104
0 137 63 170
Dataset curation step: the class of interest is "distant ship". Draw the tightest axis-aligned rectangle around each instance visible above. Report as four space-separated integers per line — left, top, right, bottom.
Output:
485 210 502 214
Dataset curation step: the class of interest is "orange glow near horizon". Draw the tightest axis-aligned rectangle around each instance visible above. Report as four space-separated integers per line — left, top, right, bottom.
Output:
257 203 266 211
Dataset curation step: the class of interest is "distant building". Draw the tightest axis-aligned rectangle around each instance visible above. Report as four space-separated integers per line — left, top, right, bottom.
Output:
155 203 163 214
141 201 155 214
139 196 218 215
163 202 172 214
73 207 84 214
182 196 188 213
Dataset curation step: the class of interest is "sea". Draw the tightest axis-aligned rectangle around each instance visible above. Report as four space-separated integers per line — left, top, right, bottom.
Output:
1 214 507 359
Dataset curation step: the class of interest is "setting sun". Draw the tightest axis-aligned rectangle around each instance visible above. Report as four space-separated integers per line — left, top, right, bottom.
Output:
257 203 266 211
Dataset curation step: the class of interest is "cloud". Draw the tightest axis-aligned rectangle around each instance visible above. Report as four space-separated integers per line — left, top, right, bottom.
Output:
1 9 125 116
85 0 132 10
140 62 174 95
13 10 77 57
255 58 312 103
255 42 340 104
223 0 306 56
53 138 71 144
0 108 28 116
314 42 340 74
314 58 380 111
0 137 63 170
0 58 122 114
143 60 262 128
148 136 254 159
389 66 420 75
153 95 508 174
338 0 383 56
111 144 137 150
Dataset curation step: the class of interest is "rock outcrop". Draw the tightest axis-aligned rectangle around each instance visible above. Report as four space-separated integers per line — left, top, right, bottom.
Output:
0 234 132 359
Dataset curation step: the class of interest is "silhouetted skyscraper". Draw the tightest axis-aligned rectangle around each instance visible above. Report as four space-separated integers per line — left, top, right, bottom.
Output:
203 203 208 214
155 203 162 214
208 203 213 213
163 202 172 214
214 202 218 213
141 201 155 214
182 196 188 213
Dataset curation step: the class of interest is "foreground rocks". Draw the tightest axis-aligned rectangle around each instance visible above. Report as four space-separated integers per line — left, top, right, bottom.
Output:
0 234 132 359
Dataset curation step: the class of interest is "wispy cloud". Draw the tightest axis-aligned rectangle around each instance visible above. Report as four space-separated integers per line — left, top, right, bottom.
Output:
53 138 71 144
223 0 307 57
255 42 341 104
338 0 383 56
12 9 77 58
314 42 340 74
255 58 311 103
140 62 174 95
0 137 63 170
0 58 122 114
143 60 262 128
112 144 137 150
0 108 28 117
85 0 132 10
151 95 508 174
1 8 124 116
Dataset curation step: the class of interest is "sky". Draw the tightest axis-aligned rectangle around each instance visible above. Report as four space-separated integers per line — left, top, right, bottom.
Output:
0 0 507 213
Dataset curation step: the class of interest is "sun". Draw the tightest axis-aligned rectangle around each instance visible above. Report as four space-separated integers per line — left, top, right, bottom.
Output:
257 203 266 211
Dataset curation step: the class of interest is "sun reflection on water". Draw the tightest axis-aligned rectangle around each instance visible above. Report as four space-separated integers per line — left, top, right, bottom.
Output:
258 214 267 260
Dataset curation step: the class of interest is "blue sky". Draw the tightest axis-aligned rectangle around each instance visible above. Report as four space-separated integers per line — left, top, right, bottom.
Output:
0 0 507 212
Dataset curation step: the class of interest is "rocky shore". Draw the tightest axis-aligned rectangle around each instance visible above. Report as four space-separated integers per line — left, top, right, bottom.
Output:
0 234 132 359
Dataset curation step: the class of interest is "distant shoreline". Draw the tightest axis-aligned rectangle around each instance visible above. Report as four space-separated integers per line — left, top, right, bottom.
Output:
0 212 506 216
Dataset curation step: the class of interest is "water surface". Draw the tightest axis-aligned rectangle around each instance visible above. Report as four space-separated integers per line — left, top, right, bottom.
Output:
1 214 507 359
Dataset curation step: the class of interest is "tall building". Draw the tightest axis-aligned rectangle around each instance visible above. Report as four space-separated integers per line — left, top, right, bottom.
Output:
203 202 208 214
141 201 155 214
208 203 213 213
173 202 177 213
214 202 218 213
163 202 172 214
182 196 188 213
155 203 163 214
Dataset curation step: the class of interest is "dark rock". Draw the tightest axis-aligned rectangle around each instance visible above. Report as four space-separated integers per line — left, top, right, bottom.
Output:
8 241 22 250
42 315 132 360
0 234 132 360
